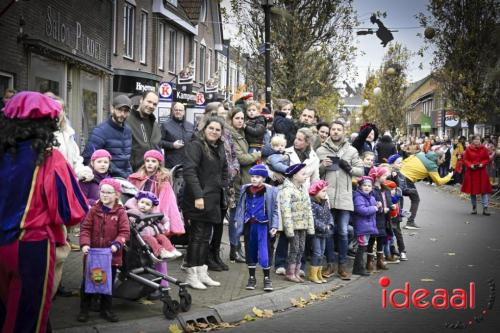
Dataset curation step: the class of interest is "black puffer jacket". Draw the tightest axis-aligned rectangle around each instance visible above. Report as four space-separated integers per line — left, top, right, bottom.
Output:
272 111 297 148
182 135 228 224
376 135 397 163
244 115 267 146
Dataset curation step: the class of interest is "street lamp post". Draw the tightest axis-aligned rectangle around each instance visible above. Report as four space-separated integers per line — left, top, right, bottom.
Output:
224 39 231 102
261 0 274 111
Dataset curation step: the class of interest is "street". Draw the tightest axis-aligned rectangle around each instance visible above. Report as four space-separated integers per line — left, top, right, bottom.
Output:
224 184 500 333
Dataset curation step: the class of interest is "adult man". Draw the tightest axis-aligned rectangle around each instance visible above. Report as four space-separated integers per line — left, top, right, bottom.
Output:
127 90 162 171
297 108 316 127
316 121 364 280
82 95 133 178
160 102 194 168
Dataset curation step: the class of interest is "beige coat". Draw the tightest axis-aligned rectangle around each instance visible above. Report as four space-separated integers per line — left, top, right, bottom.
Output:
229 126 260 198
316 138 364 211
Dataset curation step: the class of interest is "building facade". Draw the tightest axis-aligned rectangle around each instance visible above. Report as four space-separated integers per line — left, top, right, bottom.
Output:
0 0 113 149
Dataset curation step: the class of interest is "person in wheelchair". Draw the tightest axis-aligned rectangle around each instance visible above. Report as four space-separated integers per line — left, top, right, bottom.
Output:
125 191 182 260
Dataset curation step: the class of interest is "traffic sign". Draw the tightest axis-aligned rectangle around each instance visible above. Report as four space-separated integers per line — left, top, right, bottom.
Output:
159 82 173 101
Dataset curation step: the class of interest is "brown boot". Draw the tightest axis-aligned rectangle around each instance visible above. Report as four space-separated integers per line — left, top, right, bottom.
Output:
322 264 335 278
337 264 351 280
366 253 376 273
286 264 301 283
376 252 388 270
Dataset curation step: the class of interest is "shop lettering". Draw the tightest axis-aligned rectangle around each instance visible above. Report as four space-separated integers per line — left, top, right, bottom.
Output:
379 276 475 310
177 92 197 102
136 82 156 92
45 6 105 62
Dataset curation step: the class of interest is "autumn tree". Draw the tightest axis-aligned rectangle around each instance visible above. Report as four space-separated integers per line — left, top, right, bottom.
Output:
229 0 358 117
360 71 378 123
417 0 500 129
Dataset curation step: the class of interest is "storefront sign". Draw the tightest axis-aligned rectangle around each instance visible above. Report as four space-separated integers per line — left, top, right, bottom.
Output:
113 75 158 95
195 92 206 108
421 114 432 133
445 110 459 127
158 82 173 102
45 6 107 64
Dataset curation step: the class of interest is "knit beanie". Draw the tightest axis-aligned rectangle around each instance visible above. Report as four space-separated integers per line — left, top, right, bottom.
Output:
135 191 160 206
99 178 122 194
249 164 269 178
144 150 164 163
91 149 112 161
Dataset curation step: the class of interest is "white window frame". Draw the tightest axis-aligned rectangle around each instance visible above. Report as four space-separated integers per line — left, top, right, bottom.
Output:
140 11 148 64
123 3 135 59
200 0 207 23
179 34 185 70
166 0 178 6
193 41 198 81
168 30 177 73
199 44 206 83
112 0 117 54
208 49 212 79
158 22 165 70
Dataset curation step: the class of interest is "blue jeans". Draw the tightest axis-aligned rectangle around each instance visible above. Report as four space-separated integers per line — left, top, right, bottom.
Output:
471 194 489 208
324 234 335 264
228 207 240 247
332 209 350 265
274 233 306 269
311 236 326 266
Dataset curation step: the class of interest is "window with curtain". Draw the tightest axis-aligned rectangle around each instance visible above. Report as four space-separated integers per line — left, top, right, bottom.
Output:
158 22 165 70
123 3 135 59
169 30 177 73
140 11 147 63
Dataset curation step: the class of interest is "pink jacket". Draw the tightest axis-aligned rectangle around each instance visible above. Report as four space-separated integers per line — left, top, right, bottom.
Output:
125 198 170 237
127 171 185 235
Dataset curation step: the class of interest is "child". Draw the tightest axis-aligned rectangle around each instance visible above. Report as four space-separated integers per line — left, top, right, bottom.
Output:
279 163 315 282
244 101 267 153
352 176 379 276
125 191 182 259
272 99 296 148
266 135 290 174
235 165 279 291
308 180 334 283
80 149 112 206
366 166 392 272
383 179 407 261
78 178 130 323
128 150 184 236
361 151 376 176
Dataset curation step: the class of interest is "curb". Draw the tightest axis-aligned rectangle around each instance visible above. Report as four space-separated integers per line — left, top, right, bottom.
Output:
54 276 360 333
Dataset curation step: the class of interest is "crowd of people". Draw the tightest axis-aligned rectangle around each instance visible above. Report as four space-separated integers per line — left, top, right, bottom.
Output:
1 90 498 332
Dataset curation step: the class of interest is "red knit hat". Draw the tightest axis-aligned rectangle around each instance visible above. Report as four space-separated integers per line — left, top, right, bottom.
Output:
144 150 164 163
99 178 122 194
309 180 329 196
91 149 112 161
368 166 389 180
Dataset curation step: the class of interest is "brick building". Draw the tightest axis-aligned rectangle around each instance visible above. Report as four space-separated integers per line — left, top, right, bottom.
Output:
0 0 113 149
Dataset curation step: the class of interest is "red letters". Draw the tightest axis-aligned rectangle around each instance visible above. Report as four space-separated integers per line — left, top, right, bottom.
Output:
412 288 430 309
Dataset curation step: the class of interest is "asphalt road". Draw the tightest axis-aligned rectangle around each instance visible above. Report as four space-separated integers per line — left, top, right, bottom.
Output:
224 184 500 333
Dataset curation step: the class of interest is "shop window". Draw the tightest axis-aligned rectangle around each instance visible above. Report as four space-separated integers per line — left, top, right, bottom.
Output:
169 30 177 73
179 34 185 70
112 0 117 54
35 77 60 95
124 3 135 59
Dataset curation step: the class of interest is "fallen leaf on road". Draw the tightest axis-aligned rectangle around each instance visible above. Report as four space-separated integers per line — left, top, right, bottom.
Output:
309 293 318 300
196 323 208 329
430 238 437 242
290 298 307 308
242 314 256 322
169 324 183 333
421 278 435 282
138 299 154 305
262 309 274 318
252 306 264 318
218 322 238 328
447 252 456 256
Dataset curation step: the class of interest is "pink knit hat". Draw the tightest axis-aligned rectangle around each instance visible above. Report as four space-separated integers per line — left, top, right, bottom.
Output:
309 180 329 196
4 91 61 119
368 166 389 180
91 149 112 161
99 178 122 194
144 150 164 163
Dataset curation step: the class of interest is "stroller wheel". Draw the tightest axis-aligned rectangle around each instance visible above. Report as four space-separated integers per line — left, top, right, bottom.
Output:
179 291 192 312
162 297 180 320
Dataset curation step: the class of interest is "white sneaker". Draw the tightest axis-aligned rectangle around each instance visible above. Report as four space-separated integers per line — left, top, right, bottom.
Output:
185 267 207 289
196 265 221 286
299 270 305 277
400 252 408 261
275 267 286 275
173 249 183 258
159 249 170 259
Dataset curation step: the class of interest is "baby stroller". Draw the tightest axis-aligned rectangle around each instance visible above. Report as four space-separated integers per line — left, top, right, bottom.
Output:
112 178 192 319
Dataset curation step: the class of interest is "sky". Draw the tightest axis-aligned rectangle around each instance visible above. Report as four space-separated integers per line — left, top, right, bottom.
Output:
220 0 434 86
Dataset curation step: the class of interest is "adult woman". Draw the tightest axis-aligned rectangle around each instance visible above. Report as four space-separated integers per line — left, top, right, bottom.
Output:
352 123 379 162
461 135 492 215
228 108 261 262
182 116 228 289
197 102 239 271
0 92 88 333
274 127 320 275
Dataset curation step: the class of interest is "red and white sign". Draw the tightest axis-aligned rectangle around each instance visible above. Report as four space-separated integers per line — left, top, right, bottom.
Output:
195 92 205 106
159 82 173 101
